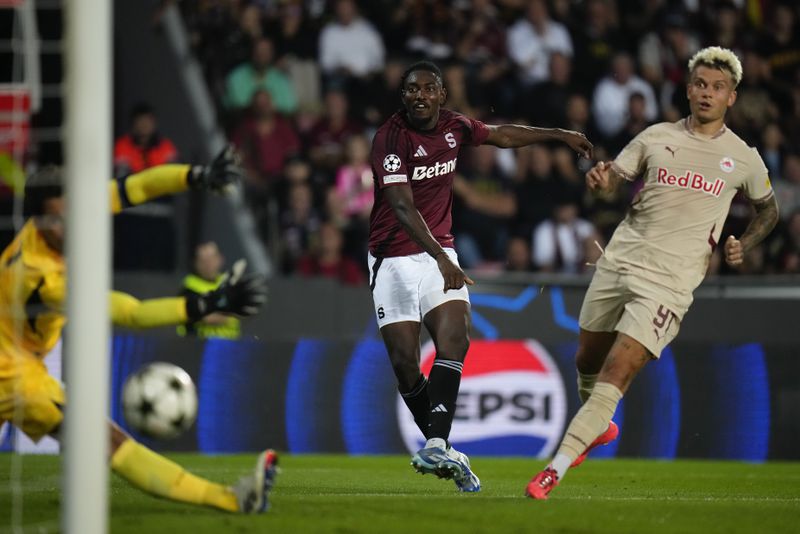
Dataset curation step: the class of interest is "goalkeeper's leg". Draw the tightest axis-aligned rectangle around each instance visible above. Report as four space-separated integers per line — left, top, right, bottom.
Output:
108 422 241 512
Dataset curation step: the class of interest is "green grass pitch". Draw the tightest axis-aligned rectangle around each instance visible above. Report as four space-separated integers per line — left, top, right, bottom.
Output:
1 453 798 533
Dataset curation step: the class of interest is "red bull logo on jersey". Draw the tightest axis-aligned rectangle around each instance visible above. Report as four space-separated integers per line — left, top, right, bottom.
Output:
656 167 725 197
410 157 457 181
396 339 567 457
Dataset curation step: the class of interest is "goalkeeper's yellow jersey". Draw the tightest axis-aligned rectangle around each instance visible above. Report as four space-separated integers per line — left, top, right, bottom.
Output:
0 164 193 377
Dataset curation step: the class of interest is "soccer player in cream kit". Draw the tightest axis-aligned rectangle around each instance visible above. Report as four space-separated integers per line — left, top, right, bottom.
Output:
527 47 779 499
367 61 592 491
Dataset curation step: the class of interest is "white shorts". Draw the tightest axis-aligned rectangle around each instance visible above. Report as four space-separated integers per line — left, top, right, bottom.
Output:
367 248 470 328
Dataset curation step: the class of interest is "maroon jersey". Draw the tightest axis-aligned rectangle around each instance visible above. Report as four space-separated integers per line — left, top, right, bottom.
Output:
368 109 490 257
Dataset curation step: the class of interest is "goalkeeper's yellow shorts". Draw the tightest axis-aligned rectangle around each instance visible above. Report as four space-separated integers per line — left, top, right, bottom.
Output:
0 358 65 441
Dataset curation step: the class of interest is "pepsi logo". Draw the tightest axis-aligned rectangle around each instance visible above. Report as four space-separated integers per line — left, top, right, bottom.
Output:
396 339 567 458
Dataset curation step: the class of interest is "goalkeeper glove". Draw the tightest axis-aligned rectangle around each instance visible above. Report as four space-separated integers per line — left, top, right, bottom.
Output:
185 259 267 320
187 144 244 193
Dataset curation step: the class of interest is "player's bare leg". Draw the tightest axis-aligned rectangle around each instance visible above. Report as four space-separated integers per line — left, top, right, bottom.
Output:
575 328 616 401
571 329 620 467
102 421 276 513
527 333 652 499
408 300 480 491
380 321 430 438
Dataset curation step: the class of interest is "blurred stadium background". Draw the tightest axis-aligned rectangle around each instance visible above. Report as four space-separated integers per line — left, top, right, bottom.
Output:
1 0 799 531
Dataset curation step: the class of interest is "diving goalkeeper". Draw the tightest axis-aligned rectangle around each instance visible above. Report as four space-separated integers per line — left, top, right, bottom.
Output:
0 148 275 514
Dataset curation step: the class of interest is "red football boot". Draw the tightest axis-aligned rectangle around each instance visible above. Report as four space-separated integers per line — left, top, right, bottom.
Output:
525 467 559 500
570 421 619 468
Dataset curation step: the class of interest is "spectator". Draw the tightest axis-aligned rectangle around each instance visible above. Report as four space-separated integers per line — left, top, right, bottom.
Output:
177 242 241 340
572 0 628 90
757 2 800 87
526 52 578 127
112 103 179 272
279 181 322 273
727 51 780 146
318 0 385 89
455 0 513 117
232 90 301 192
507 0 573 87
113 102 178 177
452 145 517 268
703 1 745 54
269 0 321 113
181 0 241 100
532 187 603 273
638 10 700 89
364 58 406 127
225 37 298 114
564 93 595 137
441 63 478 118
402 0 460 61
334 134 373 221
608 92 653 154
506 236 534 272
306 90 363 181
512 144 558 238
776 210 800 273
761 123 785 180
231 90 301 242
296 221 365 286
333 134 373 258
592 52 658 138
774 153 800 220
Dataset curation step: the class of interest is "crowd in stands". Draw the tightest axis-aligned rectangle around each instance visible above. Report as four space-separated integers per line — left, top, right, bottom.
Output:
171 0 800 283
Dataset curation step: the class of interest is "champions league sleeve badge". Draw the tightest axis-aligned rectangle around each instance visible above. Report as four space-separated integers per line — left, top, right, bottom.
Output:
383 154 402 172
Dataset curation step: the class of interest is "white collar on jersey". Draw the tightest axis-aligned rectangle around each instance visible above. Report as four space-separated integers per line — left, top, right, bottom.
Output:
684 116 727 139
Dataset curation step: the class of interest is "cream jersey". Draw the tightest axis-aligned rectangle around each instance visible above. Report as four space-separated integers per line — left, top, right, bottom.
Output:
601 118 773 311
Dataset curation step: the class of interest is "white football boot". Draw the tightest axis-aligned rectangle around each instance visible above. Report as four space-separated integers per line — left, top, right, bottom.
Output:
438 445 481 492
233 449 279 513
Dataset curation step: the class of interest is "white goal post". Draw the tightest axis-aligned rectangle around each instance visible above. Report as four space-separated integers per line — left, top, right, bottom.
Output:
61 0 112 532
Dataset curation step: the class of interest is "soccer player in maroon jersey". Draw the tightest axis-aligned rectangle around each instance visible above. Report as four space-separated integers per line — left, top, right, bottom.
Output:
367 61 593 491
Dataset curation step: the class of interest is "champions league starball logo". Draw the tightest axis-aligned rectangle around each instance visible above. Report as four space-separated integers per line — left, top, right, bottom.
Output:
383 154 401 172
397 339 567 457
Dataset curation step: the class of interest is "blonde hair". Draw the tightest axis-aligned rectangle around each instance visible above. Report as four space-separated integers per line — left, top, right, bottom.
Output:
687 46 743 87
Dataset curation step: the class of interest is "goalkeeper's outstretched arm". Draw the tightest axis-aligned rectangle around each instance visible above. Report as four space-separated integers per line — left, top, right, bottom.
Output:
108 145 242 214
109 260 267 329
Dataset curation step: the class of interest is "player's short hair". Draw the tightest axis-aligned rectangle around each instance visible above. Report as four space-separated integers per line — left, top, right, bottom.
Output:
400 61 444 89
23 165 63 217
687 46 743 87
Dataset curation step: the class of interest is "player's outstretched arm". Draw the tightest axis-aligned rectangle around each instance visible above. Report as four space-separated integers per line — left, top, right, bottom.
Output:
724 194 779 267
109 145 243 214
383 185 474 292
184 259 268 321
110 291 189 329
483 124 593 158
110 260 266 328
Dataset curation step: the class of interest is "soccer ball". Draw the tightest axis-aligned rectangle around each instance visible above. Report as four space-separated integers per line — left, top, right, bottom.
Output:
121 362 198 439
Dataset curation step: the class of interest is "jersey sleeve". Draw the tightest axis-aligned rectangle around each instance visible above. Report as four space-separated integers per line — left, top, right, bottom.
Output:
370 125 412 189
740 147 774 201
110 291 188 328
612 125 655 180
109 164 191 214
461 116 490 146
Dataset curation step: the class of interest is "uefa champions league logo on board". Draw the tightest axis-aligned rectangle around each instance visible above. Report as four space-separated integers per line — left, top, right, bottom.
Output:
397 339 567 457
